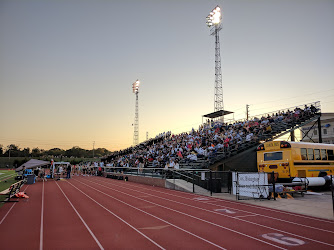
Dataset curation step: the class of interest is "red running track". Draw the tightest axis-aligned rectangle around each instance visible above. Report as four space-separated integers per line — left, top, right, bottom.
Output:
0 176 333 249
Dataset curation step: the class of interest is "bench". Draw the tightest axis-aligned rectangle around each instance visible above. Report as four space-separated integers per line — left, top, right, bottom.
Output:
0 180 26 203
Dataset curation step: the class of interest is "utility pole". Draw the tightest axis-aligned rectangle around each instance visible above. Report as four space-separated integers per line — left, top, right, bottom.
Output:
93 141 95 158
246 104 250 121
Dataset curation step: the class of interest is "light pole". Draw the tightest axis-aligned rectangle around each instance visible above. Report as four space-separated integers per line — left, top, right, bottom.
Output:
132 79 140 146
206 6 224 121
93 141 95 158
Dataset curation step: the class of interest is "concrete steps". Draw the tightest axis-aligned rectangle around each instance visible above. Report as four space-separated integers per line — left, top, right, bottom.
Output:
166 179 210 195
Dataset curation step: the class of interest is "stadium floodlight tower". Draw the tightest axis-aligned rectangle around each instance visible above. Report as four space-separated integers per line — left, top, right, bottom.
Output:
206 6 224 121
132 79 140 146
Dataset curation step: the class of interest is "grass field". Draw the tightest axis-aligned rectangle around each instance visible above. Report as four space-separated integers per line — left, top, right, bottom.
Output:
0 170 17 204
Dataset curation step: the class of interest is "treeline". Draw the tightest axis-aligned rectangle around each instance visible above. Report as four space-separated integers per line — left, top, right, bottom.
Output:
0 144 112 158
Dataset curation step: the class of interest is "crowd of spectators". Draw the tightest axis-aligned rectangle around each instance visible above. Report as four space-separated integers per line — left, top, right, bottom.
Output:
103 103 319 170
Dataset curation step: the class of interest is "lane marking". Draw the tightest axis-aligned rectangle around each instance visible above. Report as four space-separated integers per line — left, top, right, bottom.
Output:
107 178 334 232
115 178 334 224
214 209 236 214
193 197 210 201
64 181 166 250
139 225 170 230
204 200 334 234
235 214 259 218
262 233 305 246
78 179 286 250
0 173 15 179
39 180 44 250
88 178 334 247
140 205 156 209
55 182 104 250
0 174 17 182
0 186 29 225
69 180 223 250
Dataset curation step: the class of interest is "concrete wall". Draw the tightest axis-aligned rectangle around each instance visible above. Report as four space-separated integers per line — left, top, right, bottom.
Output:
103 172 166 188
127 175 166 188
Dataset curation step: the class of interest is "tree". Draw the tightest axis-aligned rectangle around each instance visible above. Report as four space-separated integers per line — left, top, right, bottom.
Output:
3 144 21 157
94 148 112 157
31 147 41 157
22 147 30 157
46 148 65 157
65 146 86 158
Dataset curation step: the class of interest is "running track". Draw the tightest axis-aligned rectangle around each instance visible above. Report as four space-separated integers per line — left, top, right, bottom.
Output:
1 176 334 249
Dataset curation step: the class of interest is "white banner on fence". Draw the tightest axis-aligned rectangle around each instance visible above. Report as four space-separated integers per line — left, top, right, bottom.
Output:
232 172 269 199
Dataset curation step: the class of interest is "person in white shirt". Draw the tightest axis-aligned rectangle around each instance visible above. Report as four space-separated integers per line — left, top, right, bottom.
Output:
169 159 175 168
246 133 254 141
174 161 180 170
164 161 170 169
59 166 63 175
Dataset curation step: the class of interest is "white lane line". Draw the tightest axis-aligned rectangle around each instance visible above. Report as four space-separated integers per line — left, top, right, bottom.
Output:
212 197 334 224
0 186 29 225
115 178 334 224
202 201 334 234
147 181 334 224
55 181 104 250
0 172 16 179
235 214 259 218
69 181 224 250
112 178 334 230
88 178 334 248
39 180 44 250
65 181 167 250
77 179 285 250
0 173 17 182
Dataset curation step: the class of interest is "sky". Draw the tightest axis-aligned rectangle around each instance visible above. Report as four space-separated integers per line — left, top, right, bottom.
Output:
0 0 333 151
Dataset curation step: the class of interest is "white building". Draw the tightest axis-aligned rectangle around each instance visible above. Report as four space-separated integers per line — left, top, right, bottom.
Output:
301 113 334 144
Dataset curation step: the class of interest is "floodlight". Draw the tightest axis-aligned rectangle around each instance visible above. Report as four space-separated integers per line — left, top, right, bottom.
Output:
206 6 222 26
133 79 140 93
206 5 224 121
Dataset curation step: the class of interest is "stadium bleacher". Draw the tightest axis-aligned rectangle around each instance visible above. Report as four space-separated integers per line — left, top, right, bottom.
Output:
102 102 321 170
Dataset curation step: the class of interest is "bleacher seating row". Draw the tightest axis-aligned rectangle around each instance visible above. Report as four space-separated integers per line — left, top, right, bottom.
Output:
102 102 321 170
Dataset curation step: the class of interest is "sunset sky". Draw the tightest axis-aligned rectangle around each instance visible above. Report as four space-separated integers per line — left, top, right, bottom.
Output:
1 0 333 151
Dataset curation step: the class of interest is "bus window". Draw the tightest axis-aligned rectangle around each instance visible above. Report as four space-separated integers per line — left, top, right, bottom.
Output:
328 150 334 160
301 148 307 160
264 152 283 161
321 149 327 160
307 148 314 160
314 149 320 160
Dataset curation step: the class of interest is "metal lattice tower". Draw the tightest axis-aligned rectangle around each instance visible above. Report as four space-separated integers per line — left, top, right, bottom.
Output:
213 25 223 113
132 80 140 146
206 6 224 120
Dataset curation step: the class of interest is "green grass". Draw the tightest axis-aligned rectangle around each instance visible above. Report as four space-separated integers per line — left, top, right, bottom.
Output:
0 170 18 204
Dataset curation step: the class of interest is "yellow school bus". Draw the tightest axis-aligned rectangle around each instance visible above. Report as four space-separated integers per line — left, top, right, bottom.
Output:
257 141 334 181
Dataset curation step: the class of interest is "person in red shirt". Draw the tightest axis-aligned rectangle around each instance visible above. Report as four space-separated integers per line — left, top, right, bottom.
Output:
224 137 230 151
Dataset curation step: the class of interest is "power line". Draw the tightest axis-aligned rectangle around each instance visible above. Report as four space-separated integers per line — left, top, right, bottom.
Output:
249 88 334 106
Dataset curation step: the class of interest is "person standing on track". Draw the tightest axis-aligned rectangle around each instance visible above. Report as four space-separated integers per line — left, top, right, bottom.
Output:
66 164 71 179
